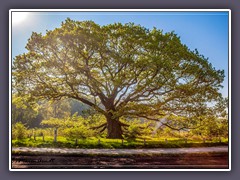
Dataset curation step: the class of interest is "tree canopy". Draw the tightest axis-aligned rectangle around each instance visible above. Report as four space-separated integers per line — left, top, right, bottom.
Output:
13 18 225 138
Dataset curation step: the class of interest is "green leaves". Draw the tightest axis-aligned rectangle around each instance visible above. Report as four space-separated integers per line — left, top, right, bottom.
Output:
12 122 29 139
40 113 97 139
13 18 225 135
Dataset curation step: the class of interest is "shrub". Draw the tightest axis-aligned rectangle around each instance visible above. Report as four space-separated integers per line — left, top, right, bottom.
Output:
63 124 94 139
125 125 140 140
12 122 28 139
123 119 152 140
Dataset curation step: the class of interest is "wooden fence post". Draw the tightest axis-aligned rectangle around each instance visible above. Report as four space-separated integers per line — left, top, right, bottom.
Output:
34 132 36 141
54 128 57 143
219 137 221 143
32 129 34 139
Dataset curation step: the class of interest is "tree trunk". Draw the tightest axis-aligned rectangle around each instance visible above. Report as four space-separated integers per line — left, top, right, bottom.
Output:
106 115 123 139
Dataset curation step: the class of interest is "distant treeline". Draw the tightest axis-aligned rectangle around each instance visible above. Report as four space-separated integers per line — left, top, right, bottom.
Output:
12 96 94 128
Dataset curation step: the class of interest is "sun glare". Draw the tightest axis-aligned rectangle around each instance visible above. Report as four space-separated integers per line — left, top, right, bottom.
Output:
12 12 29 25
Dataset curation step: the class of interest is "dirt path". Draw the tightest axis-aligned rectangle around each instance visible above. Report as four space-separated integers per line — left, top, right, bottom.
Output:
11 146 229 169
12 146 228 155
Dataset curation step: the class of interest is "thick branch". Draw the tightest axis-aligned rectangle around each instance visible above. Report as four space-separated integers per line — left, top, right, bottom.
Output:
69 95 106 115
90 123 107 130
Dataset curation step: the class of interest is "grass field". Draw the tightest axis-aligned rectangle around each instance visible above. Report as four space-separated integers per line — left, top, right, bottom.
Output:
12 136 228 149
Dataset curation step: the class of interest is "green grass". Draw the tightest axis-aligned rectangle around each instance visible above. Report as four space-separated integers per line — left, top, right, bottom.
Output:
12 136 228 149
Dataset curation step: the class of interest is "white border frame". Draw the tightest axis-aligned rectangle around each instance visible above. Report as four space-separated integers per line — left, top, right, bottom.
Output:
9 9 231 172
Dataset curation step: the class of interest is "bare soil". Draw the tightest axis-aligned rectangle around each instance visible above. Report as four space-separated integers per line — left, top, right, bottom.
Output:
11 152 228 169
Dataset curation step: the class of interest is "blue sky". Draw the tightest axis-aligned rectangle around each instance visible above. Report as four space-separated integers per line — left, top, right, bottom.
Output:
11 11 229 98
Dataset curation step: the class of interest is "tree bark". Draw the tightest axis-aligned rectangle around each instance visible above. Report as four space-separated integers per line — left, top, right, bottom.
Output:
106 115 123 139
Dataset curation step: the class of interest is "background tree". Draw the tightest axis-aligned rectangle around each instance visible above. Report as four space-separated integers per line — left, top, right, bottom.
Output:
12 95 42 128
187 97 228 139
69 98 95 117
13 18 225 139
39 99 71 120
12 122 29 140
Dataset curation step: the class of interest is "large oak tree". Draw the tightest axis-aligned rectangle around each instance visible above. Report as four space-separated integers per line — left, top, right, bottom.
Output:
13 18 224 139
